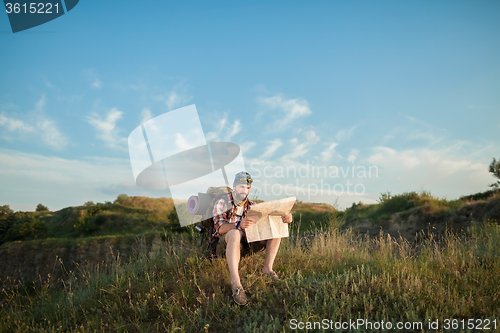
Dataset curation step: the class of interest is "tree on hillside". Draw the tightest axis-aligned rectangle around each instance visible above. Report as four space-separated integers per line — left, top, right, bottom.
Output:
0 205 13 219
489 158 500 188
115 194 129 204
36 204 49 212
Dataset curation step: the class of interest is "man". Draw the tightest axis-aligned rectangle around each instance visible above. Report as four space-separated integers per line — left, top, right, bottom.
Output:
212 171 293 305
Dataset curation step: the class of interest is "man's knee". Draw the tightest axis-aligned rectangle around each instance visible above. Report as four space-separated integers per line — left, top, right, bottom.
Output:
225 229 241 243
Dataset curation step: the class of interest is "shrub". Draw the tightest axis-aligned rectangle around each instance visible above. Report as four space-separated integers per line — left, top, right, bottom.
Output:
35 204 49 212
74 210 98 235
73 204 106 236
18 217 47 239
115 194 129 204
0 204 13 218
378 191 419 215
489 157 500 188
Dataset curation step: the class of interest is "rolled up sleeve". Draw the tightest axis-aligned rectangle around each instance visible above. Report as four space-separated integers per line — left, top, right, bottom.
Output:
212 199 228 237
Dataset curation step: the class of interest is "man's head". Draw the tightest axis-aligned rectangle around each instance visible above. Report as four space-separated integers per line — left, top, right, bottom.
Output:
232 171 253 203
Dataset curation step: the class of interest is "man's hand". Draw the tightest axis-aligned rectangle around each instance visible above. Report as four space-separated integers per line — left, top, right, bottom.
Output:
282 213 293 224
240 217 255 229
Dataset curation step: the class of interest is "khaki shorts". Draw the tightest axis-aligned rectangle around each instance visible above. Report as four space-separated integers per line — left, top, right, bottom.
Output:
216 231 267 258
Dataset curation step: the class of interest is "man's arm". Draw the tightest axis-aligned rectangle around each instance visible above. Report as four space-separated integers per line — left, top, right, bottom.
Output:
214 198 251 235
213 198 229 236
218 217 256 234
213 198 257 235
218 222 237 234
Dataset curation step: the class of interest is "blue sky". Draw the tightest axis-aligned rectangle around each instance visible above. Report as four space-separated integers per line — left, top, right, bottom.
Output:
1 1 499 211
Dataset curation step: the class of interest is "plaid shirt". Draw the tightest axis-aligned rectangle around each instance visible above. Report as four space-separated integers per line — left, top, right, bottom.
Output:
213 192 254 239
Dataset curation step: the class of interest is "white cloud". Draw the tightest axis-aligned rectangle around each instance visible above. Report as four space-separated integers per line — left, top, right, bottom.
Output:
140 108 153 124
281 143 308 161
87 108 127 151
0 95 68 150
321 142 338 161
35 94 46 112
205 114 226 142
205 113 242 142
335 126 356 142
166 91 182 110
240 141 256 155
174 133 191 150
0 114 34 133
92 78 102 89
82 69 102 89
226 120 241 141
347 149 359 162
368 147 420 169
0 148 137 211
366 145 492 197
271 129 320 162
258 93 312 127
305 130 320 144
127 83 147 91
382 114 447 146
36 117 67 150
246 137 498 209
33 95 68 150
205 132 218 142
43 79 54 88
159 89 193 111
260 139 283 159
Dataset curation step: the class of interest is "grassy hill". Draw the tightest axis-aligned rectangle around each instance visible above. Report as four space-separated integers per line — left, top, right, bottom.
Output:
0 195 177 246
0 190 499 332
0 195 338 247
339 189 500 240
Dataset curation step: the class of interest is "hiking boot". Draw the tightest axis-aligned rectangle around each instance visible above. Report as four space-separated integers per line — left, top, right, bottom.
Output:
261 269 280 281
232 286 247 306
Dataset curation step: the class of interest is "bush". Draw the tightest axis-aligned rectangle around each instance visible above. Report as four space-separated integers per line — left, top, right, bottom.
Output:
489 157 500 188
378 191 419 215
35 204 49 212
0 219 13 245
1 216 47 243
73 204 106 236
74 210 98 235
115 194 129 204
18 217 47 239
0 204 14 218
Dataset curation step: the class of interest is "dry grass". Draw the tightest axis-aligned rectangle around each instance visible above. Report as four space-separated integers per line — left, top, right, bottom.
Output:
1 220 498 332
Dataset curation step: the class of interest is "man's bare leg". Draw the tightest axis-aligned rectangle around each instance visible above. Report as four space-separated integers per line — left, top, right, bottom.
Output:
262 238 281 274
225 229 243 289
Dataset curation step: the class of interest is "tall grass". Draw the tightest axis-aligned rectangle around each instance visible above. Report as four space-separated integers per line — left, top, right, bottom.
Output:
1 221 499 332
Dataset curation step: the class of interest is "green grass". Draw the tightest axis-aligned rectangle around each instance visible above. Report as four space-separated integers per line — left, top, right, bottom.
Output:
1 190 499 332
0 196 180 246
1 220 499 332
342 190 498 226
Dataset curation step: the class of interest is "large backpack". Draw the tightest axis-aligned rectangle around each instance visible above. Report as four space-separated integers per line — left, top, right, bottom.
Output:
195 186 234 258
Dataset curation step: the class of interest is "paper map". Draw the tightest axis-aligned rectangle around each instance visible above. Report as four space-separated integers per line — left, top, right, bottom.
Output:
245 196 296 242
